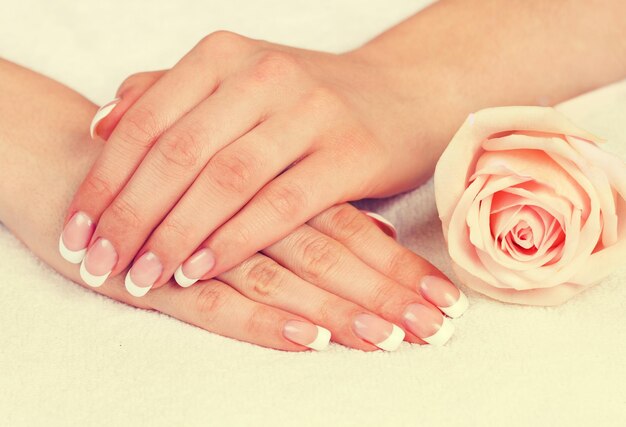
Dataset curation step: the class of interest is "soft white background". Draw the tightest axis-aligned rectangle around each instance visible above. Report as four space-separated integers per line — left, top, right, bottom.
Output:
1 1 625 426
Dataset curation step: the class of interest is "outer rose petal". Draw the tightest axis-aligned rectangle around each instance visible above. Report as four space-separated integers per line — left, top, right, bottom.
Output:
570 197 626 285
452 262 588 306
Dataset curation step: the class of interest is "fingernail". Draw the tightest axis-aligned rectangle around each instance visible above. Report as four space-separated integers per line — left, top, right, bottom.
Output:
363 211 397 239
402 303 455 346
283 320 331 351
89 98 120 139
174 248 216 288
353 313 405 351
125 251 163 297
59 211 95 264
419 276 469 318
79 238 118 287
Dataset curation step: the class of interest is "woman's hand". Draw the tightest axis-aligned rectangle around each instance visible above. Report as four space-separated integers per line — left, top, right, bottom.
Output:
0 58 467 352
62 31 440 289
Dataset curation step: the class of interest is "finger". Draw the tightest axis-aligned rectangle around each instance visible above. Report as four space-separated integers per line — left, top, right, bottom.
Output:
191 149 361 283
135 105 324 293
310 205 469 318
145 278 331 351
90 70 166 141
264 223 456 346
62 33 250 261
86 69 285 288
220 253 404 351
63 240 329 351
62 255 328 351
362 211 398 240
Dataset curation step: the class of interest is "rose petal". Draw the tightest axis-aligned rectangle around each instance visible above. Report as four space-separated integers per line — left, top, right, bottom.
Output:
451 262 588 306
447 175 505 288
568 136 626 200
473 147 589 215
485 132 616 246
569 197 626 285
435 106 601 229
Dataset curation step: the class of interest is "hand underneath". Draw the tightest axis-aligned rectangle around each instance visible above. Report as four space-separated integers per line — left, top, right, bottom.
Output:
62 32 443 290
62 206 468 351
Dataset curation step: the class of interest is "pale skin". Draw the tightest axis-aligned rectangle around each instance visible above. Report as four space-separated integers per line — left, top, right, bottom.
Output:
0 59 461 351
70 0 626 295
3 0 626 351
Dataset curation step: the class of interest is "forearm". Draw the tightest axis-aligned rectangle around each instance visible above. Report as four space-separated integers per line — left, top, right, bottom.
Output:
0 59 143 307
353 0 626 160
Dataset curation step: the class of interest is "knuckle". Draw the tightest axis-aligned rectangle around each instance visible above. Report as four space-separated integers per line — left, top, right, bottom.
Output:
209 150 256 195
298 234 342 282
345 128 376 156
369 282 401 316
265 182 306 218
160 216 192 244
213 222 252 255
156 128 204 168
251 50 301 83
82 172 115 201
244 305 272 337
230 223 252 248
304 85 345 114
244 258 285 298
315 296 338 326
194 283 228 324
386 249 418 283
327 205 369 241
198 30 246 54
104 197 142 232
118 106 161 147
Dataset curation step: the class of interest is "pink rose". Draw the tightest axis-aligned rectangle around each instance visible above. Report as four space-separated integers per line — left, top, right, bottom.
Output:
434 106 626 306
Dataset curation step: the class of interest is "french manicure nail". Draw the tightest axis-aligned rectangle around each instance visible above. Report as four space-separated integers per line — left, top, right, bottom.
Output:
79 238 118 287
363 211 397 239
125 251 163 297
89 98 120 139
174 248 216 288
283 320 331 351
353 313 405 351
419 275 469 318
402 303 455 346
59 211 95 264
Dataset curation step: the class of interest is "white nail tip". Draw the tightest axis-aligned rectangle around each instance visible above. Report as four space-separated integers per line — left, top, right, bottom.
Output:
174 265 197 288
89 98 120 139
363 211 397 239
376 324 405 351
423 317 455 346
440 291 469 319
79 261 109 288
58 236 86 264
124 272 152 297
306 326 331 351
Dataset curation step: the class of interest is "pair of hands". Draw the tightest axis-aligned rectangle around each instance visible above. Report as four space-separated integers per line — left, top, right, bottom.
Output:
59 32 467 351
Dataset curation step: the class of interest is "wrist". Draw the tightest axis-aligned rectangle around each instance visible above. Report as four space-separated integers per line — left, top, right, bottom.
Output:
340 47 467 187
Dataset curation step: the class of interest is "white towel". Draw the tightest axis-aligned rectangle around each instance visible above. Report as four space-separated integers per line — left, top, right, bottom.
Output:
1 1 625 425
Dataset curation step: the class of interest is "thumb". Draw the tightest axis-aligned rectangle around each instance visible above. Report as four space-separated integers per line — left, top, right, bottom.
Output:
90 70 166 140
